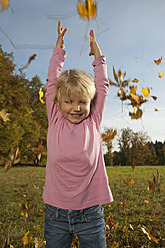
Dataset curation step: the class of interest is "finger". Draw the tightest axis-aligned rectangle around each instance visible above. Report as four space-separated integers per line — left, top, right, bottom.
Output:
58 21 61 34
90 30 95 39
62 28 67 37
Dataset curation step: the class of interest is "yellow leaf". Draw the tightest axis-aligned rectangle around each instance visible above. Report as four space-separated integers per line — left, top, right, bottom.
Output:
0 0 9 9
154 108 158 111
158 72 164 78
39 87 45 104
124 177 134 185
141 226 159 244
22 231 29 246
142 87 150 97
77 0 97 20
144 198 150 204
123 226 128 232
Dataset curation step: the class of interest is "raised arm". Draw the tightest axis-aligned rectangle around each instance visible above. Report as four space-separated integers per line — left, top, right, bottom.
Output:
46 21 67 123
89 30 109 123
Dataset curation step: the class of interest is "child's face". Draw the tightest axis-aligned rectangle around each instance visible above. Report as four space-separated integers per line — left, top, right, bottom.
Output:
57 91 91 124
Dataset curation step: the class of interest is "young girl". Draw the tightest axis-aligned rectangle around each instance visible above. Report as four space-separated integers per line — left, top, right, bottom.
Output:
43 21 113 248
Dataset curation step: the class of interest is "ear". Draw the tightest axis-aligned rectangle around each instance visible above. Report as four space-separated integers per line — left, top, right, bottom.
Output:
56 101 60 108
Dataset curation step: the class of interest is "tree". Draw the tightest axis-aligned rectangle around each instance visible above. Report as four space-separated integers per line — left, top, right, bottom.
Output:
0 45 47 166
117 128 151 166
117 128 133 166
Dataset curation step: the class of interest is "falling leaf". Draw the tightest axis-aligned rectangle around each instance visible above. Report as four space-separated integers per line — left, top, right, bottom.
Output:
124 177 134 185
129 108 143 119
102 128 117 142
154 108 158 111
39 87 45 104
142 87 150 97
151 95 157 101
131 158 136 170
22 231 29 246
141 226 159 244
129 93 140 105
77 0 97 20
23 54 37 69
132 78 139 83
154 56 162 65
148 169 161 193
0 109 10 122
0 0 9 10
158 72 164 78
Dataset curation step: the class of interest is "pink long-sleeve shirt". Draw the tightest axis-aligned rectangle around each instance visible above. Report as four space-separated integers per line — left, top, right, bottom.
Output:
42 47 113 210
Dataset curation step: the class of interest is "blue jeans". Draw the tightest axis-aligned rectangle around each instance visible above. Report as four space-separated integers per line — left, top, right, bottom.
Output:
44 204 106 248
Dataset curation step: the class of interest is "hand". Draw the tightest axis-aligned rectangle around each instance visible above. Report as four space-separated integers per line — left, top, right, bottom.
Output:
56 21 67 49
89 30 102 59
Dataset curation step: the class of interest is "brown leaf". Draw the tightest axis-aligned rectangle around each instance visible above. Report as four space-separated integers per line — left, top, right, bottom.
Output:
154 56 162 65
129 108 143 119
151 95 157 101
131 158 136 170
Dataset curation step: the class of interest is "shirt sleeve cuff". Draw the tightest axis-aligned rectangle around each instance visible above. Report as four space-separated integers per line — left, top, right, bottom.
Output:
92 55 106 67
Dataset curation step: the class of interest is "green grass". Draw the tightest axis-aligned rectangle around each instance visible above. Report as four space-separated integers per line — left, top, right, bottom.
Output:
0 166 164 247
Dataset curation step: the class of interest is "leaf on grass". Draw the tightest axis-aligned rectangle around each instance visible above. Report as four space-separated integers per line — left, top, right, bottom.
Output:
144 198 150 204
123 226 128 232
39 87 45 104
142 87 150 97
38 144 44 151
22 231 29 246
124 177 134 185
154 56 162 65
141 226 159 244
77 0 97 20
158 72 164 78
0 109 10 122
123 199 127 206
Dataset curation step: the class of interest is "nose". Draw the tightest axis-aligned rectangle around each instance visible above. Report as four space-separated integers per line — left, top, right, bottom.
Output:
73 103 81 111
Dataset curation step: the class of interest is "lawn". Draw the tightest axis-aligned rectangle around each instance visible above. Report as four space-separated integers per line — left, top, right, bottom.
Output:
0 166 164 247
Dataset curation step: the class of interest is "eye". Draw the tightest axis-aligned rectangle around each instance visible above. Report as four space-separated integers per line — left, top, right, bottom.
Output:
80 100 89 104
64 100 72 104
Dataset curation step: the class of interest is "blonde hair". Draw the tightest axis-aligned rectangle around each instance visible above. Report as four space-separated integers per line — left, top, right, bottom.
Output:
55 69 96 105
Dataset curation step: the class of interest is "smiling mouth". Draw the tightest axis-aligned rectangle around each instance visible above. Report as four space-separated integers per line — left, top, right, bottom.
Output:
70 113 82 118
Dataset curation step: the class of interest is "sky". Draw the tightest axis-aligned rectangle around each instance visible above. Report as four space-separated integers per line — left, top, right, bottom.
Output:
1 0 165 150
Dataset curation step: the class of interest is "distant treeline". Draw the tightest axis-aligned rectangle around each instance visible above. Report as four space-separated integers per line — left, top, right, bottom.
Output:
103 128 165 166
